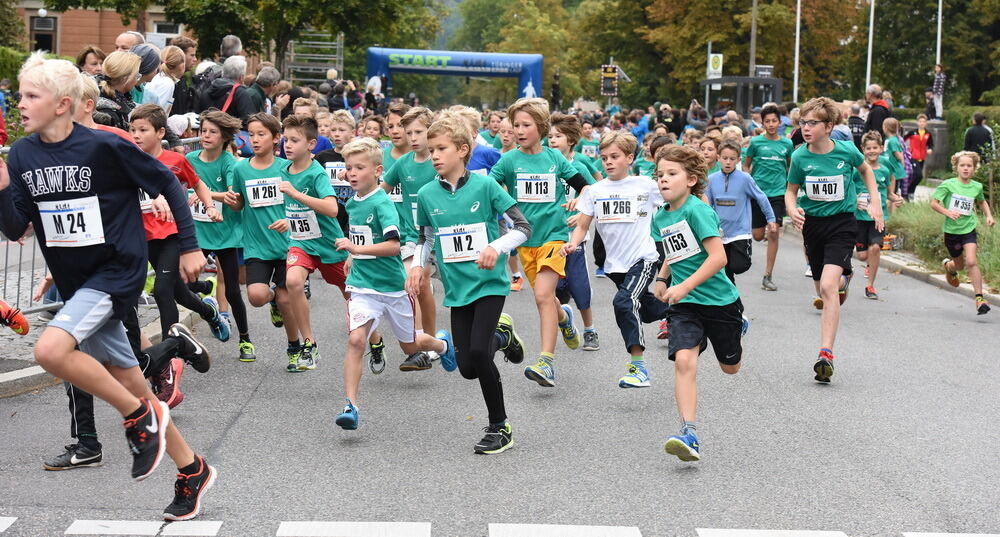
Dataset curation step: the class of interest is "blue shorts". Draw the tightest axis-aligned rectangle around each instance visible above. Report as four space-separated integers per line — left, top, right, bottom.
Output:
556 244 592 310
48 288 139 369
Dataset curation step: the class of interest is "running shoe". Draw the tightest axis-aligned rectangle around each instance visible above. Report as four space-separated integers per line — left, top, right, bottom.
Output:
741 315 750 338
582 330 600 351
43 443 102 471
297 340 319 371
618 363 651 388
124 397 169 481
814 350 835 383
162 455 217 521
865 286 878 300
976 296 991 315
510 275 523 292
0 299 29 335
153 358 186 409
943 258 960 287
220 311 233 332
436 330 457 372
400 352 432 371
201 296 230 342
238 340 256 362
813 296 824 310
558 304 581 350
198 276 217 300
203 256 217 274
269 284 284 327
474 422 514 454
524 357 555 387
594 267 607 278
286 346 301 372
168 323 211 373
335 399 359 430
496 313 524 364
804 264 813 278
664 430 701 462
368 338 386 374
838 273 853 305
657 320 670 340
761 274 777 291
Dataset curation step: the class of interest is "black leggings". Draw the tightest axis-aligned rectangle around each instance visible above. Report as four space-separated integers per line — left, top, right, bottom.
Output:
194 248 249 335
593 229 607 270
451 294 507 424
148 236 214 337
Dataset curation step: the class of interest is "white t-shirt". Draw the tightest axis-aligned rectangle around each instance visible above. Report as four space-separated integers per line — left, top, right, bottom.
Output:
142 73 177 114
577 175 663 273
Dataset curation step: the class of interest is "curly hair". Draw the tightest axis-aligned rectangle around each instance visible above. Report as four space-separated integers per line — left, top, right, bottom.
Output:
654 145 708 197
950 150 980 172
860 130 883 149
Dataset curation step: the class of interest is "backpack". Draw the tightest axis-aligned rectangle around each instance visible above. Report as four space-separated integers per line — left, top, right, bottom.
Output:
897 135 913 179
191 66 222 113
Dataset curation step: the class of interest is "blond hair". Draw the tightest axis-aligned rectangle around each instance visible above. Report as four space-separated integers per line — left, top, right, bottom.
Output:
160 45 185 76
445 105 481 137
599 130 638 157
100 51 141 96
721 125 743 141
401 106 434 129
882 117 900 136
951 151 980 172
329 109 355 129
79 74 99 103
341 137 383 167
800 96 841 125
292 97 318 117
507 97 550 138
655 145 707 197
427 116 474 165
18 52 83 114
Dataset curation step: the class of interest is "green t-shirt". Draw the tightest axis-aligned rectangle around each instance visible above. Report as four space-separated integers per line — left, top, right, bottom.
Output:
651 195 740 306
707 162 722 176
382 152 437 243
883 136 905 182
283 160 347 264
564 156 598 216
632 158 656 178
187 150 242 250
345 188 406 293
231 156 290 261
933 178 985 235
787 139 864 217
853 159 892 222
381 149 411 245
575 139 600 160
746 134 793 197
416 174 516 307
480 130 503 150
490 147 579 247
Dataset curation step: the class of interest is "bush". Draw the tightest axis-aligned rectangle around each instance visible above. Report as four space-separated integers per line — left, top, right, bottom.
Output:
0 45 24 90
887 202 1000 291
941 105 1000 155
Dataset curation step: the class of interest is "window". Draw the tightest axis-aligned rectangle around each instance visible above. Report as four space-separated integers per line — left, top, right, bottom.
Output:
30 17 57 53
154 21 180 34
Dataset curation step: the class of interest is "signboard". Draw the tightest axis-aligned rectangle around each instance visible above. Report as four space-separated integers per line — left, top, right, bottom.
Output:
707 53 723 91
755 64 774 78
601 64 619 96
144 32 177 49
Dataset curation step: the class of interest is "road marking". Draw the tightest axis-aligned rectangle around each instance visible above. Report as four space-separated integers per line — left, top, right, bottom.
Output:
275 521 431 537
0 518 16 532
161 521 224 536
0 365 45 384
697 531 849 537
903 534 1000 537
489 523 642 537
65 520 163 535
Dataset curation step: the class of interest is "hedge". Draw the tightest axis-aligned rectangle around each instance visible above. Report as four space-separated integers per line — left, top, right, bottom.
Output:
0 46 22 90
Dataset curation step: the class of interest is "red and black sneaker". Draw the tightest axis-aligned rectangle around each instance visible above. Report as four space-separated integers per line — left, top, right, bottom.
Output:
124 397 170 481
0 300 29 335
154 358 185 409
657 320 669 340
813 349 835 383
163 455 217 521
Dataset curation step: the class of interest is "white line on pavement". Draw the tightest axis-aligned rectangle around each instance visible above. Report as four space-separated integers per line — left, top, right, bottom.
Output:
903 533 1000 536
64 520 163 535
697 530 849 537
160 520 224 536
0 365 45 384
275 521 432 537
0 518 16 533
489 523 642 537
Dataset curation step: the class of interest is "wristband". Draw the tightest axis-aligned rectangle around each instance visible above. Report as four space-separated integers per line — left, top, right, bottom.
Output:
656 278 669 284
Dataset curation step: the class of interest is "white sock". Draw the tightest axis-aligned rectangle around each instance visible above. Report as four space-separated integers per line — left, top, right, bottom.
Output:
513 271 522 278
415 329 425 335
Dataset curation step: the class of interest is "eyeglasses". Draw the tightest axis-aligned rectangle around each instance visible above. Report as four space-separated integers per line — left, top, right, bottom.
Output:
800 120 827 128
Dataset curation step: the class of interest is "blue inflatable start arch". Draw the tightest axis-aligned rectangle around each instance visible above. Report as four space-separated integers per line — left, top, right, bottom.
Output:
367 47 544 99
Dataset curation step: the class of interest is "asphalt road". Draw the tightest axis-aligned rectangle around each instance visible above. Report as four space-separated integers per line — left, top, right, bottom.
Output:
1 233 998 537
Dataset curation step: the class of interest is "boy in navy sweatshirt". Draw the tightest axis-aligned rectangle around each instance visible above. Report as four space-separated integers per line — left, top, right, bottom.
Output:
0 54 216 521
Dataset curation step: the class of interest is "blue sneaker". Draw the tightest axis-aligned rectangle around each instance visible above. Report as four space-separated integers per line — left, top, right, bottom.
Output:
558 304 581 350
741 315 750 338
335 399 359 430
436 330 457 372
618 363 651 388
524 357 555 387
594 267 607 278
201 296 230 342
664 430 701 462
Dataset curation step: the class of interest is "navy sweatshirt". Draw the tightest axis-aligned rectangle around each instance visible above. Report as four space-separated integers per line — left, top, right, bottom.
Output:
0 124 198 318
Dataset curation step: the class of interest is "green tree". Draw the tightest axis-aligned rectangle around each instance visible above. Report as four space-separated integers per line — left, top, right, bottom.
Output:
0 0 26 49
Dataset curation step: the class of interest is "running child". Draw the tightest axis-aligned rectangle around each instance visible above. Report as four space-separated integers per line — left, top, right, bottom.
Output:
446 105 501 175
0 54 215 519
407 116 529 454
489 98 591 387
707 140 777 282
563 131 669 388
933 151 995 314
699 137 721 176
651 145 749 462
315 109 357 229
855 131 901 300
496 115 525 288
360 114 385 141
632 133 657 177
226 112 298 364
785 97 884 383
478 110 505 150
334 137 455 430
745 104 794 291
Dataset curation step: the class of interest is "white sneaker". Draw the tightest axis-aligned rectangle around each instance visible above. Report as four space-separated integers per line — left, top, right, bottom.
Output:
804 265 813 278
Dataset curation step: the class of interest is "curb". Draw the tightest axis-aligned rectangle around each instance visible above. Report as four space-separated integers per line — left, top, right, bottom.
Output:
0 308 197 399
782 224 1000 307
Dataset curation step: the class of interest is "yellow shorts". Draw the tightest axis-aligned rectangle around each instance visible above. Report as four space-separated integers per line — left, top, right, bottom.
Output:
518 241 567 287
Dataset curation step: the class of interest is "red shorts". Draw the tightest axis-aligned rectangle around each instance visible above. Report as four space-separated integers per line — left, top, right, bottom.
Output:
287 247 347 290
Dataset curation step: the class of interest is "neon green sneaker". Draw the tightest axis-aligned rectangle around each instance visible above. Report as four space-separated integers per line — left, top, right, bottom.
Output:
199 276 217 300
524 356 555 387
238 340 256 362
558 304 581 350
286 347 301 372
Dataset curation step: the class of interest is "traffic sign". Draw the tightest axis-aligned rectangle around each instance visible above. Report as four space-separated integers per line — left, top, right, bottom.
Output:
601 64 619 96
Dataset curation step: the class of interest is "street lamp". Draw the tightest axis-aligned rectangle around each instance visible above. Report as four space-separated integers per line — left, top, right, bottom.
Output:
865 0 875 89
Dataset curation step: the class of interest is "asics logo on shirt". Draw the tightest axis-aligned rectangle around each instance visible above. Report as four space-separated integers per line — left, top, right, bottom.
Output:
837 161 846 169
366 214 374 223
470 202 480 212
548 165 556 172
215 176 223 182
21 166 93 197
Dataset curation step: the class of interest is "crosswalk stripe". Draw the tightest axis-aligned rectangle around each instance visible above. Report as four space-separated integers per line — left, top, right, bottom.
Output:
275 521 431 537
0 518 16 533
697 530 849 537
160 521 224 536
65 520 163 535
903 533 1000 536
489 523 642 537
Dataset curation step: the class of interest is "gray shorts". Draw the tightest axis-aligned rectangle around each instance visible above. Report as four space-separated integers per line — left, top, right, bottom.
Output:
48 288 139 369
